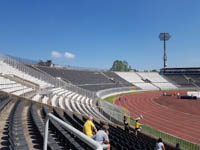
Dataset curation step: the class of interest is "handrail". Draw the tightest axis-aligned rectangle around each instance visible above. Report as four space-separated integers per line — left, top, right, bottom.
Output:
43 113 106 150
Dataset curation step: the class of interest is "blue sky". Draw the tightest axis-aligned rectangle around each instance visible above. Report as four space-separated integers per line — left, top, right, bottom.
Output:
1 0 200 70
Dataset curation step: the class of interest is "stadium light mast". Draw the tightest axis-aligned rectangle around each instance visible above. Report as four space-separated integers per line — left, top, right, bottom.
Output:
159 33 171 72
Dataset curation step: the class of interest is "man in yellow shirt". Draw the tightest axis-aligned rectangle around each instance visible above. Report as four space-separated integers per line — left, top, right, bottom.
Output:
135 119 142 136
83 116 97 138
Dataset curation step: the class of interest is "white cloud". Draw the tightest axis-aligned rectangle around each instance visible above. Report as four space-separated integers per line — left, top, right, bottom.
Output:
64 52 75 59
51 51 62 58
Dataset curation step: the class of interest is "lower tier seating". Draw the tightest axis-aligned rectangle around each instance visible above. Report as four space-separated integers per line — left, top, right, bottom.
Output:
0 94 180 150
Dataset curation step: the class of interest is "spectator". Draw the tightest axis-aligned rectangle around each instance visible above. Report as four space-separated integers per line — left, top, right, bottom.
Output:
123 116 129 133
135 119 142 136
119 97 121 101
83 116 97 138
155 138 165 150
174 143 181 150
93 125 110 150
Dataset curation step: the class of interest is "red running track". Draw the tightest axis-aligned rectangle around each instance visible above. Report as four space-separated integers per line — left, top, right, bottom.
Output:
115 91 200 144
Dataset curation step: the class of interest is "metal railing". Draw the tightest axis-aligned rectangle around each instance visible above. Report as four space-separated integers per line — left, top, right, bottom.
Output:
44 113 109 150
98 100 126 124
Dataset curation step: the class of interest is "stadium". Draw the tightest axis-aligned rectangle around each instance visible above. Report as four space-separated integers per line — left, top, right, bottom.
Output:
1 1 200 150
0 53 200 150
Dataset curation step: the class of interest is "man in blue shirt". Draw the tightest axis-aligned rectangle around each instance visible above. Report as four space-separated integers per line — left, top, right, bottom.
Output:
93 125 110 150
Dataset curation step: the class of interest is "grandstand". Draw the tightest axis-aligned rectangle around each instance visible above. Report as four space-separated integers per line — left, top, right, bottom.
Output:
115 71 178 90
36 66 133 91
161 68 200 89
1 54 200 150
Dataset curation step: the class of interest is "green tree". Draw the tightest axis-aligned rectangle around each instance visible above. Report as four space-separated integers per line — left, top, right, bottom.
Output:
110 60 132 71
151 69 157 72
38 60 52 67
46 60 52 67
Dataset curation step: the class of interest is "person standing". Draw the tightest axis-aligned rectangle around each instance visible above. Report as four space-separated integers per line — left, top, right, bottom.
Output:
155 138 165 150
83 116 97 138
135 119 142 136
123 116 129 133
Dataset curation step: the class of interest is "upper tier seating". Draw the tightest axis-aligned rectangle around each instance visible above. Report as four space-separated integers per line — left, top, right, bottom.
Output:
137 72 178 90
37 66 113 85
115 72 143 83
115 72 159 90
37 66 132 91
103 71 133 86
133 83 159 90
137 72 169 82
164 74 195 88
115 72 178 90
186 74 200 87
153 83 177 90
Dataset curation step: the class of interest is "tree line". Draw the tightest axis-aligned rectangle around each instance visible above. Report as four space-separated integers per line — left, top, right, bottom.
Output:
110 60 157 72
110 60 132 71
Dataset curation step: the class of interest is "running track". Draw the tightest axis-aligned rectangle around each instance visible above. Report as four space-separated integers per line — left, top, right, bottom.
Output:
115 91 200 144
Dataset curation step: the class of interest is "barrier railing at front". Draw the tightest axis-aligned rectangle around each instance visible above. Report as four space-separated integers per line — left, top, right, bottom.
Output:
96 87 132 98
43 113 109 150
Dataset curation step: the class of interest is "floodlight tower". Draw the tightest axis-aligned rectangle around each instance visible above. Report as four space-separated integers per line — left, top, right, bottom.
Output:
159 33 171 72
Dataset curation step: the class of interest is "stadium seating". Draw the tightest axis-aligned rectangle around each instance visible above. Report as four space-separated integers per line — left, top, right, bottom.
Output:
0 81 181 150
133 83 159 90
115 72 178 90
164 74 195 88
37 66 113 84
0 61 53 89
0 58 106 122
103 71 133 86
37 66 132 91
0 76 34 96
0 95 10 112
115 72 143 83
137 72 177 90
30 86 108 121
186 74 200 87
137 72 167 82
8 100 29 150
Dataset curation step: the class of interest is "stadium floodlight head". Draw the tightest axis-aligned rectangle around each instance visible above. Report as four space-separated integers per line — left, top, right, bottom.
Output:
159 33 171 41
159 33 171 72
